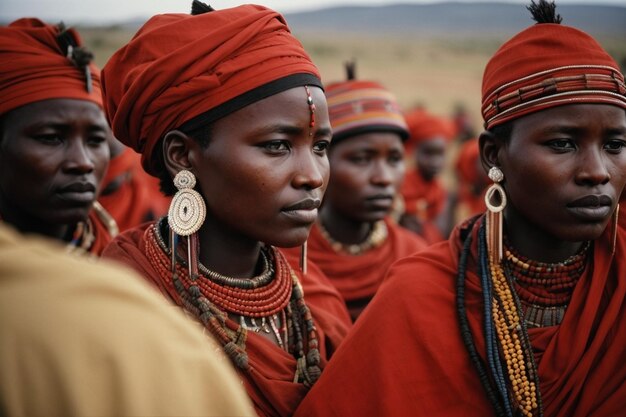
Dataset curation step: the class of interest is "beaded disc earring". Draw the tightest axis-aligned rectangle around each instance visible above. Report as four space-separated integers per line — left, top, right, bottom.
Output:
485 166 506 263
168 170 206 279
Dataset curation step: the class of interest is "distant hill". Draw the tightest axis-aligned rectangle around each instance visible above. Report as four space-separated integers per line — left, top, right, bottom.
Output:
284 2 626 37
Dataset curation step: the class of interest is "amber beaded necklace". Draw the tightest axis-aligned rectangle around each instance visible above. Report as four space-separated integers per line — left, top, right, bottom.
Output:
317 220 388 255
504 240 589 328
147 218 322 386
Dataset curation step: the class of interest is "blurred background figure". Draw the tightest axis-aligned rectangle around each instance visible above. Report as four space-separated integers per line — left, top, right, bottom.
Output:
453 137 489 222
0 222 255 417
399 107 456 244
286 62 427 321
0 18 117 255
99 135 171 232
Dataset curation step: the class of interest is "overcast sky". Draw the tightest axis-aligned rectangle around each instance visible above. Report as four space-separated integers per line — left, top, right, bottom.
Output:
1 0 623 24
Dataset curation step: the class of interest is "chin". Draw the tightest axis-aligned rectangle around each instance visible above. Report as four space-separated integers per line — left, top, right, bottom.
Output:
557 222 609 243
266 226 312 248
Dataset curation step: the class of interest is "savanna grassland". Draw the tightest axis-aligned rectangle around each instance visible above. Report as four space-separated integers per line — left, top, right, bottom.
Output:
80 26 626 131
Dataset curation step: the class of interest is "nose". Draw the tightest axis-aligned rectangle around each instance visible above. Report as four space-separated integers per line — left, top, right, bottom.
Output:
575 147 610 186
292 149 327 191
371 160 395 187
62 139 95 174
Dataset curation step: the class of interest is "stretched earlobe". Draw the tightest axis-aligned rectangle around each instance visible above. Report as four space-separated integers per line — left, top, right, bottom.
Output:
163 130 195 180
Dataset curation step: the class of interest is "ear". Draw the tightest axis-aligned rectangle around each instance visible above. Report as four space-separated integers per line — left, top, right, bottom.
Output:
478 130 502 174
162 130 196 179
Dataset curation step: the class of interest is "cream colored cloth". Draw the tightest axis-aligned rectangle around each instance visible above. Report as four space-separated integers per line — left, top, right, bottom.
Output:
0 224 254 417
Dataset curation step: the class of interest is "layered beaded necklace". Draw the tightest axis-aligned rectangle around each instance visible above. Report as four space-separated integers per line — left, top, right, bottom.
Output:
317 220 388 255
504 240 589 328
146 218 321 386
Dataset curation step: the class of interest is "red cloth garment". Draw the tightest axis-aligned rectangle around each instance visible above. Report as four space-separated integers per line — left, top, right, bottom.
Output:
294 218 626 417
0 18 102 114
455 138 487 219
102 5 322 175
86 209 113 255
482 24 626 130
102 223 351 417
401 168 446 244
285 219 427 320
99 148 170 232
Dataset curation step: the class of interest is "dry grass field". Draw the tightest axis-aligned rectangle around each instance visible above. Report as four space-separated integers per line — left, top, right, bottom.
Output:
80 26 626 131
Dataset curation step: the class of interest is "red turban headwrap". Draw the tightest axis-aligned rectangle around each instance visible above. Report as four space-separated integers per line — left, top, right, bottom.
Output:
102 4 322 176
325 80 408 143
404 108 455 148
482 23 626 129
0 18 102 115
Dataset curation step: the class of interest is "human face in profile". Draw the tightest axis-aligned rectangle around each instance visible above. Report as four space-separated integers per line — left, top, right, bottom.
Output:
324 131 405 223
188 86 331 248
0 99 110 231
496 104 626 245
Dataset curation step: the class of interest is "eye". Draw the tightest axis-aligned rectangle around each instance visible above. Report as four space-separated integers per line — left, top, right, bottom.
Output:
32 133 63 145
348 153 371 165
388 153 403 165
313 140 329 155
87 134 107 146
604 139 626 154
261 140 290 154
546 139 575 152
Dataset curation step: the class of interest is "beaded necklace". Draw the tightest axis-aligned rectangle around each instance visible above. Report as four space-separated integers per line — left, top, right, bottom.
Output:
457 219 543 417
504 240 589 328
147 218 322 387
317 220 388 255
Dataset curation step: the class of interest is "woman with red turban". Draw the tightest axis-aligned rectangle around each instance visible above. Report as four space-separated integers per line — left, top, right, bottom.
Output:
400 107 456 244
284 70 427 321
294 1 626 416
100 2 351 416
0 18 117 255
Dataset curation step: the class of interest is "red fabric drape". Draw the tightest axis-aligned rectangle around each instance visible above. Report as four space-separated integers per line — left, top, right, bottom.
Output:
102 224 351 417
294 217 626 417
284 219 426 320
98 148 170 232
401 168 446 244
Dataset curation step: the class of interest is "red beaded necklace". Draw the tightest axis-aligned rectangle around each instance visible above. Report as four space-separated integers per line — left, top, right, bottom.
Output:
504 239 590 327
145 219 322 386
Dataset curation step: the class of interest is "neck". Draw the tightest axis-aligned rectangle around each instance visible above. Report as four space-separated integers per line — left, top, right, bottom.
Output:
504 206 584 263
0 197 72 241
319 206 373 245
195 214 263 279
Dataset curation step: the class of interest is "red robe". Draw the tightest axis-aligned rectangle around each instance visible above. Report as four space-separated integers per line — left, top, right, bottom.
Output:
98 148 170 232
102 223 351 417
87 209 114 255
401 168 446 244
285 219 427 321
294 217 626 417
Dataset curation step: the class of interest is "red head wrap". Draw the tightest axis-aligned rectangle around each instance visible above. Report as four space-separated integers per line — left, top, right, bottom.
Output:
482 23 626 129
404 108 456 148
102 4 322 176
0 18 102 115
325 80 408 143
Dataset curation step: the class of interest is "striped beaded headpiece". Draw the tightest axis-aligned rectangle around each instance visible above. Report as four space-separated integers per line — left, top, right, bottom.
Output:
325 79 409 144
481 3 626 130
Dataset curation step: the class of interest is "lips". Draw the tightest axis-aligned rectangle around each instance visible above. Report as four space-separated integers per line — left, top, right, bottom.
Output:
281 198 321 223
566 194 613 221
56 182 96 204
365 194 394 211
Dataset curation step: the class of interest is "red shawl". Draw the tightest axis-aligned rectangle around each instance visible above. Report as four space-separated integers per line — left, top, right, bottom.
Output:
401 168 446 243
102 223 351 417
99 148 170 232
295 218 626 417
88 209 113 255
284 219 426 320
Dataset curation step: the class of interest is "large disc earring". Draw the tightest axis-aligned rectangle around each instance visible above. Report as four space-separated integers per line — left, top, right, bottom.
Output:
484 166 506 263
168 170 206 279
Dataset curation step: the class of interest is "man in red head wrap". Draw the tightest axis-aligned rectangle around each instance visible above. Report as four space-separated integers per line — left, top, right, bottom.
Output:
283 68 427 321
101 2 351 416
294 1 626 416
400 108 456 243
0 18 116 255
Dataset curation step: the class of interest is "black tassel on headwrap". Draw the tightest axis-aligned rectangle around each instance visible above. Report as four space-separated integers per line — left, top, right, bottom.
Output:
345 59 356 81
191 0 214 15
55 22 94 92
527 0 563 24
